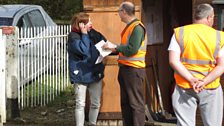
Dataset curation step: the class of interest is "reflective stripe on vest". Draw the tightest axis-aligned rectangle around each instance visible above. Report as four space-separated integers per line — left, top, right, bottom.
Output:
175 70 209 77
180 57 216 65
179 27 184 53
214 30 221 58
189 70 209 76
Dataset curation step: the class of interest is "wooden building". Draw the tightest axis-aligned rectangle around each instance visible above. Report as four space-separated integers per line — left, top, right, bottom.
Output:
83 0 224 124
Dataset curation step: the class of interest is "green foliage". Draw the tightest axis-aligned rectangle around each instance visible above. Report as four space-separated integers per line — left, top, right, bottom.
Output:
0 0 83 24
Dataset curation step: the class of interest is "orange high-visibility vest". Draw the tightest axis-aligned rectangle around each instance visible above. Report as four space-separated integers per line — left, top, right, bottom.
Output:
118 20 147 68
174 24 224 89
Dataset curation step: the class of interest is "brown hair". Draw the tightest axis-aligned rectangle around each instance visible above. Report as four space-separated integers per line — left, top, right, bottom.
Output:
71 12 89 30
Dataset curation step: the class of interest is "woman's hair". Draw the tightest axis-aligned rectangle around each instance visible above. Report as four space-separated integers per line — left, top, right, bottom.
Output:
194 3 213 20
71 12 89 30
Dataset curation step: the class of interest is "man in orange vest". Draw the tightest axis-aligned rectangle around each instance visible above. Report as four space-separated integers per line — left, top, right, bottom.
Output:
103 1 147 126
168 3 224 126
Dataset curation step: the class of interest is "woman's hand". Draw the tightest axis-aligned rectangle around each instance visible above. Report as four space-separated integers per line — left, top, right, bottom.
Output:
79 23 88 34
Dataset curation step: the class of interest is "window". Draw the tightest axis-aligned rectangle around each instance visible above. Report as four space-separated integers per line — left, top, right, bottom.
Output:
17 14 32 28
0 18 13 26
27 10 46 27
17 10 46 36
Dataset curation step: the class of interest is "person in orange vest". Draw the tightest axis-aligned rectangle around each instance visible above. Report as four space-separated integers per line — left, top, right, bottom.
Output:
103 1 147 126
168 3 224 126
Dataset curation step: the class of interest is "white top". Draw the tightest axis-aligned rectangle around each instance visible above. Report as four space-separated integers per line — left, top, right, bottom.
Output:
168 34 224 58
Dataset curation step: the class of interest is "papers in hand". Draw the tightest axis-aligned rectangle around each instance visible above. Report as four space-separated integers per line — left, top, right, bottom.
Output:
95 40 112 64
105 41 117 49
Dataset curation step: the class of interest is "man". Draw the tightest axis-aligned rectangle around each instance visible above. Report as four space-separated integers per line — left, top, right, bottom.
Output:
168 3 224 126
103 1 147 126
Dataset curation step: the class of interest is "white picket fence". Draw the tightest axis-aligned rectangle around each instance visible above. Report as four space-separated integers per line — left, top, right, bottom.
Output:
0 25 72 123
17 25 71 109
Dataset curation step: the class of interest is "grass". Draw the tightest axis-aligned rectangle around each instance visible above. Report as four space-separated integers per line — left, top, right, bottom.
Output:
19 74 72 109
4 84 76 126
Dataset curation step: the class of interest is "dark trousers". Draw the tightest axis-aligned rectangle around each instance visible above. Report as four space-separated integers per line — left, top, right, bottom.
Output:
118 65 145 126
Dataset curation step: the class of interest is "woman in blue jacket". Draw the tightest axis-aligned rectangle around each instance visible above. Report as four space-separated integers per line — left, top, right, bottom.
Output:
67 12 106 126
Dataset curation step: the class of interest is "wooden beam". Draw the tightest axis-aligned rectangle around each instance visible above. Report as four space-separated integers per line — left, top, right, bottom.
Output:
84 5 141 12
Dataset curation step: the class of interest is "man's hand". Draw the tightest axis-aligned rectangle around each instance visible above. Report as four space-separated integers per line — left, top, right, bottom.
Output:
190 77 204 93
102 41 117 52
193 80 205 93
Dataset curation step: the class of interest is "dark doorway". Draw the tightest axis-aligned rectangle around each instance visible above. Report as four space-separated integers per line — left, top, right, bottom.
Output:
170 0 192 28
141 0 193 114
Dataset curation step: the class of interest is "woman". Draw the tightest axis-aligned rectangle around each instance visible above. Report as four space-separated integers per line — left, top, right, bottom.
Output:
67 12 106 126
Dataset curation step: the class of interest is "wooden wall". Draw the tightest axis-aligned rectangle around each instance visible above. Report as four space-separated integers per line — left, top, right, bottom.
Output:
83 0 141 8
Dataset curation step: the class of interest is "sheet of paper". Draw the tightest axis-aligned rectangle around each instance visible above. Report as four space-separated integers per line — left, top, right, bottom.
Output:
95 40 112 64
105 41 117 49
95 55 104 64
95 40 112 57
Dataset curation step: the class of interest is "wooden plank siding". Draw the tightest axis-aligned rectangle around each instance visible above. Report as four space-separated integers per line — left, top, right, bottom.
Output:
83 0 141 7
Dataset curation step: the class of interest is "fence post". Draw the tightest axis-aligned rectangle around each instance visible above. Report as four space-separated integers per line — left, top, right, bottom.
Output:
0 28 6 124
3 27 20 119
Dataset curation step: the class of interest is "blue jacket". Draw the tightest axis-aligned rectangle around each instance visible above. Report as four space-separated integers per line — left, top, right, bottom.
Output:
67 29 106 84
